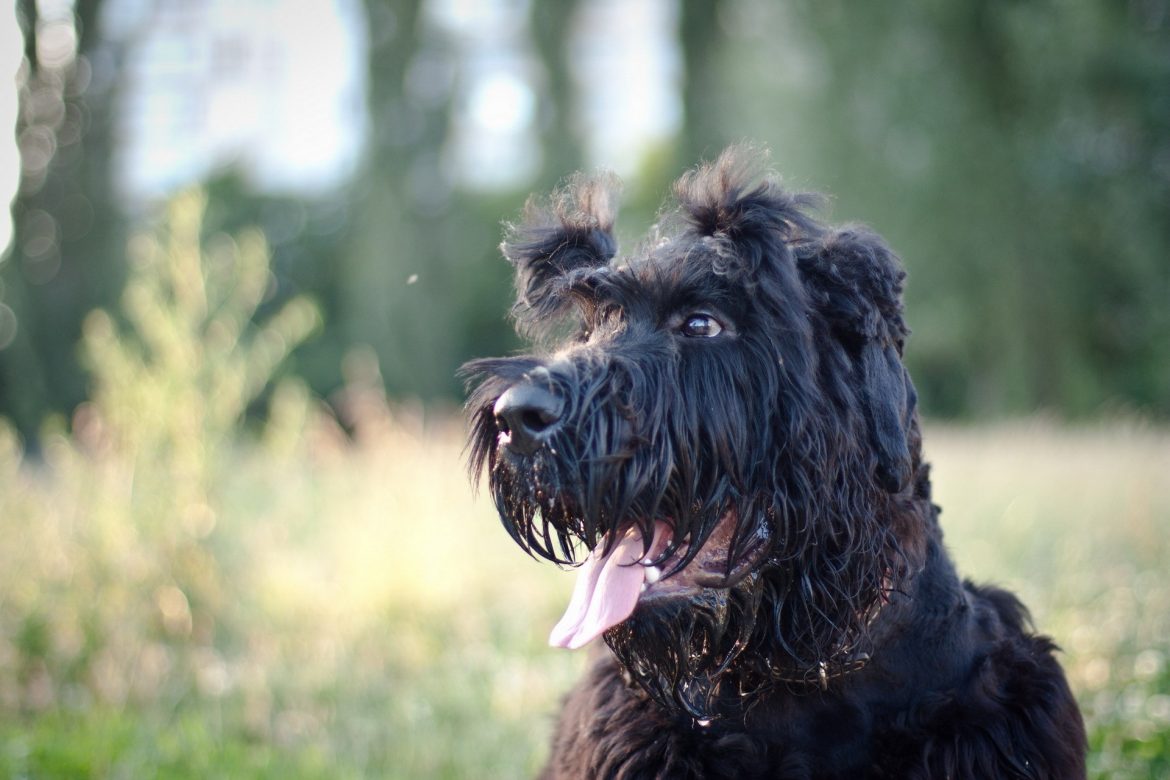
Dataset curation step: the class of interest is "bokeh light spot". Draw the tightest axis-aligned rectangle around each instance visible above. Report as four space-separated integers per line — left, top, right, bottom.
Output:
468 73 534 134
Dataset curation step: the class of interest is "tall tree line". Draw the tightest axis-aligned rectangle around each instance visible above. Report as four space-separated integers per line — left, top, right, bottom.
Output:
2 0 123 435
718 0 1170 416
4 0 1168 439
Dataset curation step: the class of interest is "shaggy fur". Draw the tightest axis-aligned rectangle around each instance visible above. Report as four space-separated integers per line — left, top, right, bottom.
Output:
464 147 1086 779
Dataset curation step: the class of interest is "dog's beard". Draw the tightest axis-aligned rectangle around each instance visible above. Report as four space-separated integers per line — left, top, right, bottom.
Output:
465 358 904 721
487 445 588 563
480 421 775 720
604 571 766 720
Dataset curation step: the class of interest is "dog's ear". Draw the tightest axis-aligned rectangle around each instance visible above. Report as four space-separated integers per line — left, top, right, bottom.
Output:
503 173 620 336
673 145 824 278
797 228 917 493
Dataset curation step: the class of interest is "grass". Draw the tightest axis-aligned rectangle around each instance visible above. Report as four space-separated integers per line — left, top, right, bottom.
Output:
930 422 1170 778
1 414 1167 778
0 402 586 779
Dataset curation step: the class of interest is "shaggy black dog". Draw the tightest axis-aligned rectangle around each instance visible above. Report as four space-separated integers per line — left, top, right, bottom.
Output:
464 147 1086 779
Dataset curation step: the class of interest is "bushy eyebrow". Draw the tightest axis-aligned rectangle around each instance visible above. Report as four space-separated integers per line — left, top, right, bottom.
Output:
662 278 746 320
563 266 644 316
635 247 750 320
563 251 753 328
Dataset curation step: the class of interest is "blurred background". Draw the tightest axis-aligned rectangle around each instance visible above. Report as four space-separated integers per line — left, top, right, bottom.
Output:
0 0 1167 777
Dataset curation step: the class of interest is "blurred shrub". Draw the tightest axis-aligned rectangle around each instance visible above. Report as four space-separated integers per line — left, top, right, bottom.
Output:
0 192 320 713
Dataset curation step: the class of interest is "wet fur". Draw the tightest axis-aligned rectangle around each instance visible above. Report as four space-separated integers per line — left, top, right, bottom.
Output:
464 147 1086 778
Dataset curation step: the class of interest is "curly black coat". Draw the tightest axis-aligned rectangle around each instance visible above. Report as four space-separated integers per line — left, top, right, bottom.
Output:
464 147 1086 779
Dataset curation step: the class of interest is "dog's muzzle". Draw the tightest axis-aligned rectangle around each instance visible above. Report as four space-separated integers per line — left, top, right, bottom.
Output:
493 382 563 455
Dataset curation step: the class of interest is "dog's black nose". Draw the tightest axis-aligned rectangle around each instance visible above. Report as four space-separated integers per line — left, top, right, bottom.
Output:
493 383 563 455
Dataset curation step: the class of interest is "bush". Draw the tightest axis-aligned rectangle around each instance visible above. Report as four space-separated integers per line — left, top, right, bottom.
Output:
0 191 320 713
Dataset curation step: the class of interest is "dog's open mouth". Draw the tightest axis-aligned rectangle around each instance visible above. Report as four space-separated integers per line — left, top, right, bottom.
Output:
548 510 765 649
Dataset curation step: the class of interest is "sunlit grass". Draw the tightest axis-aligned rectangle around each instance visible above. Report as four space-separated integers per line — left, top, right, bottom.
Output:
930 421 1170 778
2 416 1167 778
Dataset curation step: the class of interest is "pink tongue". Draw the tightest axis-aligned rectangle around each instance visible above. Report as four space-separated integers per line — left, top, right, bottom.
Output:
548 523 668 650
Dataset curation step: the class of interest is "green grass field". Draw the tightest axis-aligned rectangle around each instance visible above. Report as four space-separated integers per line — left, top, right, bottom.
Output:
0 408 1167 778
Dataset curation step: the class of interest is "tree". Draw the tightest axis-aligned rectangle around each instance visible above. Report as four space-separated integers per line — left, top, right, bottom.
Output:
715 0 1170 416
1 0 124 437
531 0 585 187
337 0 527 402
677 0 728 168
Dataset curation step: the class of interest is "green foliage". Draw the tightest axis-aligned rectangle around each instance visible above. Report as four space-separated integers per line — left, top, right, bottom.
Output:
1 707 341 779
2 0 124 438
0 191 320 718
82 190 320 468
336 1 524 403
5 0 1167 427
720 0 1170 417
330 0 1170 417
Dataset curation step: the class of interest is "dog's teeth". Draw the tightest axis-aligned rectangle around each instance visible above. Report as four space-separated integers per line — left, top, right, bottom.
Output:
640 583 647 593
645 566 662 584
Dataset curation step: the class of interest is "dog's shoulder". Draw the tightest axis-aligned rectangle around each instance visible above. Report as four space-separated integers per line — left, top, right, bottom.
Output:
867 579 1088 779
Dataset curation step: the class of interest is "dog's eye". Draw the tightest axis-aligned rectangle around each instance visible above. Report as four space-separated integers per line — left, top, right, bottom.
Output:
679 313 723 338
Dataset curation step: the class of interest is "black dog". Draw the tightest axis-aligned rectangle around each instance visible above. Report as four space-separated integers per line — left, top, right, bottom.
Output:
464 147 1086 779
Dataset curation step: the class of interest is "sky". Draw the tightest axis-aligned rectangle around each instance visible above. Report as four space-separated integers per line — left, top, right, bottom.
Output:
112 0 369 201
2 0 679 251
439 0 679 188
1 6 28 254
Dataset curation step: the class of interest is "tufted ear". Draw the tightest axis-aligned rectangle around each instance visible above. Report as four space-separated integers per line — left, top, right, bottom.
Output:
797 227 917 493
502 172 620 337
672 145 824 278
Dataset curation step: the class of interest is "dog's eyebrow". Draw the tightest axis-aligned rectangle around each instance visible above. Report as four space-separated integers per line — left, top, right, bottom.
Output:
632 256 748 321
669 274 745 312
563 266 641 310
563 258 750 329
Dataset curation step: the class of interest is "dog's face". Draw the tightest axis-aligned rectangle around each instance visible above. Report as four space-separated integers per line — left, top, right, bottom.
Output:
464 148 923 718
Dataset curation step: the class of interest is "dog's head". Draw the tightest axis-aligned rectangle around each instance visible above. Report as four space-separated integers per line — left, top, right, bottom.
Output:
464 147 925 718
